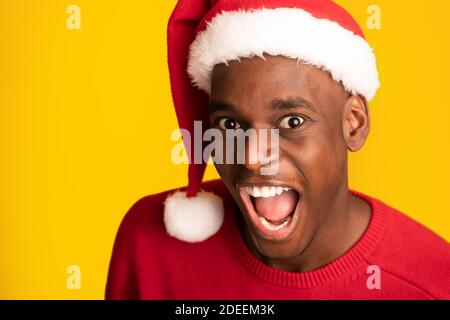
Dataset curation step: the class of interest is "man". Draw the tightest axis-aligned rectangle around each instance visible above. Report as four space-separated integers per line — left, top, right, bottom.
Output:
106 0 450 299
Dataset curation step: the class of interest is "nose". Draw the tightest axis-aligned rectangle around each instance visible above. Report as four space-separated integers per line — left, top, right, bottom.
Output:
242 128 277 173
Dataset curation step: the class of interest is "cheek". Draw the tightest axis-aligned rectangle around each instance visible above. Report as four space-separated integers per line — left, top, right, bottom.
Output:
283 131 347 189
214 163 226 177
214 163 235 181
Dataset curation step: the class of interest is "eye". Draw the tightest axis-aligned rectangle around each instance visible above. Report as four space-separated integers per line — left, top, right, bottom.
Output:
218 118 241 130
279 116 305 129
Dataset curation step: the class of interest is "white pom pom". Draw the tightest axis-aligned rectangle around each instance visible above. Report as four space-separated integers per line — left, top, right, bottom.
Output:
164 190 224 243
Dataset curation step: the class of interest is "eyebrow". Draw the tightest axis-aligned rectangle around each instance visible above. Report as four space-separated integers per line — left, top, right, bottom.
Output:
208 100 236 113
208 97 317 114
268 97 317 113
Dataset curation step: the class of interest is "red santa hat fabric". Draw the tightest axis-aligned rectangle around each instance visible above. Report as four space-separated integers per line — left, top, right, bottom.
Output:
165 0 380 243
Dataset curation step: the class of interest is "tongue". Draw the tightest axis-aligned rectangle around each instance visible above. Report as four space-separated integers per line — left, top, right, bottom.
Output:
253 190 299 222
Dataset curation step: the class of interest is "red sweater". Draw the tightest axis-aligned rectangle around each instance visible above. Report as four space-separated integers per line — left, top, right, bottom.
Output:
105 180 450 300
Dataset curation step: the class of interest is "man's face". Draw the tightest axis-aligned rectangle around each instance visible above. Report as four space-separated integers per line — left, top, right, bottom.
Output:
209 54 366 261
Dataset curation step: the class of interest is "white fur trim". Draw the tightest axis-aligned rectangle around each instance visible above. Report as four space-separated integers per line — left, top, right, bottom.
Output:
188 8 380 101
164 190 224 243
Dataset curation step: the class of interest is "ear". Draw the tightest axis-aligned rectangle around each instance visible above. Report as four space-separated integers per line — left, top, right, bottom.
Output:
342 95 370 152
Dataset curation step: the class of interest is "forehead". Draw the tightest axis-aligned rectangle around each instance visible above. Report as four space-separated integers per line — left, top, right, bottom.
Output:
210 54 347 112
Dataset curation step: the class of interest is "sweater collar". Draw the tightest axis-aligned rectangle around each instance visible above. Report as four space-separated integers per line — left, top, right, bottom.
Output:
222 189 389 288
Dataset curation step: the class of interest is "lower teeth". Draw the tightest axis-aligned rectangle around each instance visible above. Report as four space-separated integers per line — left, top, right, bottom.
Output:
258 215 290 231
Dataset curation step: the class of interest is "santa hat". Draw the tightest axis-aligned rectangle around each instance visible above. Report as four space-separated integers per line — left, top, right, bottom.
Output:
165 0 380 243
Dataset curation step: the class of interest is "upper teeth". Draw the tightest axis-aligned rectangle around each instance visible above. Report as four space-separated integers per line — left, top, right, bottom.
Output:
242 186 291 198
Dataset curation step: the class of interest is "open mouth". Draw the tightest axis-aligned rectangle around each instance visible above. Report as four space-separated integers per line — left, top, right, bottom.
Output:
238 185 301 240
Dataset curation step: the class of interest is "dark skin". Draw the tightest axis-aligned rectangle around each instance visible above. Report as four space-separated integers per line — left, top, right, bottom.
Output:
209 54 372 272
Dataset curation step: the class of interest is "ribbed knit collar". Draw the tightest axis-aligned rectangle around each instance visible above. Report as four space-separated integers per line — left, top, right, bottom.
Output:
222 189 389 288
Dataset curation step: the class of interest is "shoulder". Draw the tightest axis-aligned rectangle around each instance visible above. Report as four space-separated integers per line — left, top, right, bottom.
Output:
366 195 450 299
106 179 231 299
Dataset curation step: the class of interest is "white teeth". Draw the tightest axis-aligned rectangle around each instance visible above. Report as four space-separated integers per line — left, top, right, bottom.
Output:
242 186 292 198
261 187 270 197
258 215 290 231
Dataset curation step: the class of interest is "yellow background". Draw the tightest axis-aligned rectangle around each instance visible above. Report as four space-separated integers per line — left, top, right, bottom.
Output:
0 0 449 299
